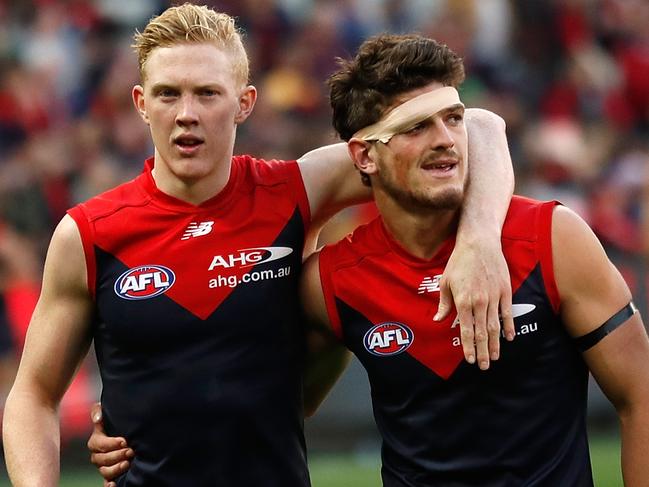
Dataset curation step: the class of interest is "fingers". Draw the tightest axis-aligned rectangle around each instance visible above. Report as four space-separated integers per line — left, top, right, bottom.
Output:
88 432 131 460
458 292 491 370
500 288 515 342
457 303 476 366
88 402 134 481
434 281 451 322
472 295 490 370
452 283 514 370
486 298 501 363
97 456 132 481
440 280 490 368
91 443 133 464
91 402 102 424
91 445 133 481
88 422 119 454
440 241 515 370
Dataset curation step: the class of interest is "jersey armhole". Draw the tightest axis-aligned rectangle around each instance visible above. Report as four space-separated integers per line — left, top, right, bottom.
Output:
286 160 312 236
537 201 561 313
67 206 97 301
318 247 343 340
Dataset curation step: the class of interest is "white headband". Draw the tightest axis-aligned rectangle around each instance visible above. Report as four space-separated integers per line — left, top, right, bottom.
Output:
354 86 463 144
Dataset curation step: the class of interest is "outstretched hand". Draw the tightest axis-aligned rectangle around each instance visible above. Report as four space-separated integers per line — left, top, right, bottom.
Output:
87 402 134 487
435 238 515 370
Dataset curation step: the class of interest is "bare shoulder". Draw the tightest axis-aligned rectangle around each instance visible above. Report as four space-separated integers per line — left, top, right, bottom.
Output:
52 214 83 245
551 205 631 337
551 204 589 235
550 205 617 280
42 214 88 296
551 205 608 266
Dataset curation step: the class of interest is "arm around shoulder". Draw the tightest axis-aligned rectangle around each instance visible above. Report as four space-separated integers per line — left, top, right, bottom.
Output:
552 205 649 486
3 215 94 486
298 143 371 235
462 108 514 234
437 109 516 369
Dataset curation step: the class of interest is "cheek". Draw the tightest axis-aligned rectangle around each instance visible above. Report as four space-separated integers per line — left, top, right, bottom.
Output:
148 120 168 139
146 109 171 128
389 158 414 185
456 132 468 156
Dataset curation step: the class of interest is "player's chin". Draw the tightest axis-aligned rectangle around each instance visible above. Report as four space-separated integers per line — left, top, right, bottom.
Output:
426 187 464 210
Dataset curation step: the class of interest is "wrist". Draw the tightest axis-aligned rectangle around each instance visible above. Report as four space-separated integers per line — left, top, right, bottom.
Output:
456 214 502 247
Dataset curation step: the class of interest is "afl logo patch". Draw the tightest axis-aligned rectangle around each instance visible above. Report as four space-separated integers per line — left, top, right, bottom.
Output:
114 265 175 300
363 322 414 356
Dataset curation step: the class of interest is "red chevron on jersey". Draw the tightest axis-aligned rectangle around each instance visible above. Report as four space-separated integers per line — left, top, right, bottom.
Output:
319 196 560 380
320 197 597 486
67 155 312 484
320 223 466 379
69 155 310 320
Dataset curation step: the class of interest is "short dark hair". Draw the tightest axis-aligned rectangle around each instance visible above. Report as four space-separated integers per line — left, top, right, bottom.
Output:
328 34 465 143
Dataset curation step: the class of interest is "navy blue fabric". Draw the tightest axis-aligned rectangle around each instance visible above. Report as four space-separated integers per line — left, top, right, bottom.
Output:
337 265 593 487
93 209 310 486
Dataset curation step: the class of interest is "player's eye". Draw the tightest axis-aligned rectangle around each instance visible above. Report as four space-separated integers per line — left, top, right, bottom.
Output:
199 88 218 97
156 88 178 99
446 111 464 126
404 122 426 135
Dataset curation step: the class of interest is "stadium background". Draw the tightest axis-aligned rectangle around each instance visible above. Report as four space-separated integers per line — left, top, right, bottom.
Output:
0 0 647 484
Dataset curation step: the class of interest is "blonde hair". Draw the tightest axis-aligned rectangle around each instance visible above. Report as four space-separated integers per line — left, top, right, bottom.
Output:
133 3 249 85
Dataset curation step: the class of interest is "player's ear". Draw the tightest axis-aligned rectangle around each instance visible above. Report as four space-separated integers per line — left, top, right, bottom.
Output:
348 138 378 178
132 85 149 125
235 85 257 124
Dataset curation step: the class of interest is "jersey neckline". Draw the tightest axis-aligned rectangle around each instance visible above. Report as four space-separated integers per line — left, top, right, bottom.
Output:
376 217 456 269
138 156 241 213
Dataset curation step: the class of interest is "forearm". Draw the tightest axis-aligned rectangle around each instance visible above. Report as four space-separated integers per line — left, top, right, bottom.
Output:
436 109 517 355
298 142 371 230
459 108 514 242
3 389 61 486
619 408 649 486
303 332 351 417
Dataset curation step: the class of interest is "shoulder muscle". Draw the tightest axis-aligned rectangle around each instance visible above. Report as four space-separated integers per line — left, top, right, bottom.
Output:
552 205 631 338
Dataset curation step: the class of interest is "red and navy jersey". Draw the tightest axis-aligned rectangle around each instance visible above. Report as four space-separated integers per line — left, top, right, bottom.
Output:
319 196 593 487
68 156 312 486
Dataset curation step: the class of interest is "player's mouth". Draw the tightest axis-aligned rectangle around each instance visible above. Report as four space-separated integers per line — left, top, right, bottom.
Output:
174 134 204 154
420 158 459 176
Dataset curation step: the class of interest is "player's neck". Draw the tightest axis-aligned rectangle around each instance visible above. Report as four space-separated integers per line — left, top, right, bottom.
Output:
377 198 459 260
151 153 232 206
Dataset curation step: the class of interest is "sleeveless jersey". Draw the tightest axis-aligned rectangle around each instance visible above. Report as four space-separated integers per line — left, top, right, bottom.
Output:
68 156 312 486
319 196 593 487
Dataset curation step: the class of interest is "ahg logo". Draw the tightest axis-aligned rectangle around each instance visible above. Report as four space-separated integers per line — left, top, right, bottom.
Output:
208 247 293 270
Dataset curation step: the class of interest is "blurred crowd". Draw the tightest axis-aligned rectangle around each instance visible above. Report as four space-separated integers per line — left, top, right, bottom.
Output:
0 0 648 443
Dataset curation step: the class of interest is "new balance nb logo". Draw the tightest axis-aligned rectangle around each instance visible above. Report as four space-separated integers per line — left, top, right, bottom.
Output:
418 275 441 294
181 221 214 240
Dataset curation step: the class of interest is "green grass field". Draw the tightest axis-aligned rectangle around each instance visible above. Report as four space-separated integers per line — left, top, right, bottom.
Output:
310 434 622 487
0 434 622 486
